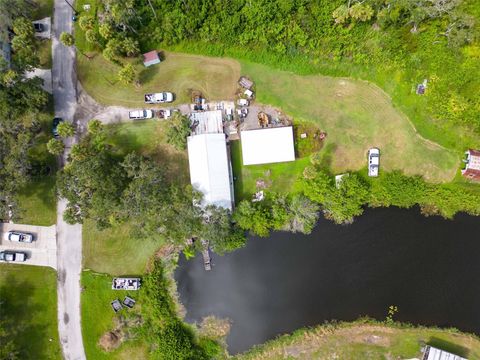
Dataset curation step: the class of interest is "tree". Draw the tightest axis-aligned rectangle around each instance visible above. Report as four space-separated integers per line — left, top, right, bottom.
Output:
57 130 127 227
85 29 100 45
349 3 374 22
285 194 319 234
46 138 65 155
166 113 191 150
333 4 350 24
99 22 114 40
12 16 34 38
103 38 123 63
60 32 75 47
57 122 75 138
200 206 246 254
79 15 95 31
117 63 137 84
233 200 273 237
122 37 140 57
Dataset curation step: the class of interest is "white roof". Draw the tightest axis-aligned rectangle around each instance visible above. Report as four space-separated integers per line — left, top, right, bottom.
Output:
241 127 295 165
187 133 233 210
190 110 223 135
424 346 466 360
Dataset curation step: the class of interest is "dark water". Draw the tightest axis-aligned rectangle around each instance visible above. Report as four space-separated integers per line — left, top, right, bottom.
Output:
175 207 480 354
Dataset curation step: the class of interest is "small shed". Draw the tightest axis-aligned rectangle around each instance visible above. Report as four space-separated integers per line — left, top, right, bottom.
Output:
143 51 160 67
461 149 480 181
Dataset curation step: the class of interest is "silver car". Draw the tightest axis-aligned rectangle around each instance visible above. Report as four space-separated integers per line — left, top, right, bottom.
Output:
4 231 34 243
0 251 27 262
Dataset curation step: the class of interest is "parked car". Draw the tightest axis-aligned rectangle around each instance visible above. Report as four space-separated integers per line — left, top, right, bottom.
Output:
144 92 173 104
0 251 27 262
52 117 63 137
368 148 380 177
4 231 34 243
33 23 45 32
128 109 153 120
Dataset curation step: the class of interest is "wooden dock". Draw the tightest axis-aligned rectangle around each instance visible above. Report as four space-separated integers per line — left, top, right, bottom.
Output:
201 240 211 271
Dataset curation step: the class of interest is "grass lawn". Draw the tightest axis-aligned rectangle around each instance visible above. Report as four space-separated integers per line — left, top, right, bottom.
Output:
38 39 52 69
33 0 53 19
231 140 309 201
0 264 61 360
17 98 57 226
236 322 480 360
83 220 160 275
77 51 240 107
81 271 148 360
83 120 189 275
17 174 56 226
240 61 459 183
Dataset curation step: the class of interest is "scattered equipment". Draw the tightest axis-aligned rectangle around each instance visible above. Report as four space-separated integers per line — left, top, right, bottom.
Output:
112 278 141 290
123 296 136 308
111 299 122 313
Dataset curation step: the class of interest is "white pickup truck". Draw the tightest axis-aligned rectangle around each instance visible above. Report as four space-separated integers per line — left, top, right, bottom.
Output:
129 109 154 120
368 148 380 177
144 92 173 104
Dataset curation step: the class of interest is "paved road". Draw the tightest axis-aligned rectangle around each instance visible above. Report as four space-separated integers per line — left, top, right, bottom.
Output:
52 0 87 358
0 223 57 269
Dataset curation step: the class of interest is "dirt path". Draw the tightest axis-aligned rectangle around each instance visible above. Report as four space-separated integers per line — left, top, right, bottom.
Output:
75 83 191 132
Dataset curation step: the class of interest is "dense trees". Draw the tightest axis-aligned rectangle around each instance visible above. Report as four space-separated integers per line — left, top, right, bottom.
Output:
76 0 480 139
0 66 47 220
166 113 191 150
234 193 319 237
140 260 221 359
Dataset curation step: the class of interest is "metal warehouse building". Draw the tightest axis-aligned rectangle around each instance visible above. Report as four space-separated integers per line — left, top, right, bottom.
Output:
240 126 295 166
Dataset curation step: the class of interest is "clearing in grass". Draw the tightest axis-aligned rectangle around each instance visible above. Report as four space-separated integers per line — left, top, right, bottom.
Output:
81 271 148 360
77 51 240 107
0 264 61 360
235 321 480 360
240 61 459 183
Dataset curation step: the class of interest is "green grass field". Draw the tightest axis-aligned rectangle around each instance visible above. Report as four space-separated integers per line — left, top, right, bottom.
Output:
17 99 57 226
236 321 480 360
38 39 52 69
0 265 61 360
231 141 309 201
240 61 459 183
77 51 240 107
81 271 147 360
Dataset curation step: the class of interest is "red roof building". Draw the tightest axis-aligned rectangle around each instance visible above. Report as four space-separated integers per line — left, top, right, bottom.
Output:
461 149 480 181
142 51 160 67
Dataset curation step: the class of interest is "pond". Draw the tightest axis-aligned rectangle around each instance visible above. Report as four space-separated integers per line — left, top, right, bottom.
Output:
175 207 480 354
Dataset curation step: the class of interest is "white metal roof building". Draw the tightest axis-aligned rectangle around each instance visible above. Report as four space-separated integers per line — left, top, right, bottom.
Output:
190 110 224 135
422 346 467 360
241 126 295 165
187 133 233 210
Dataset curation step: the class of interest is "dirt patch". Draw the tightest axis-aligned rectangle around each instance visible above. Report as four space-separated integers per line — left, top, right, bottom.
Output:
98 330 122 352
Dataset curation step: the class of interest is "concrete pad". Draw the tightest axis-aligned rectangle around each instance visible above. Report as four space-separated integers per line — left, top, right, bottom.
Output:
33 17 52 39
25 68 53 94
0 223 57 269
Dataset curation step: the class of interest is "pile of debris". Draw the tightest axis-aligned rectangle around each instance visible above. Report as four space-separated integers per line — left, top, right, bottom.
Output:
236 76 255 119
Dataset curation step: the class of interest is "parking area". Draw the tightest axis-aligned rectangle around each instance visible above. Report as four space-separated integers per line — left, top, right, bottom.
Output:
0 223 57 269
33 17 51 39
